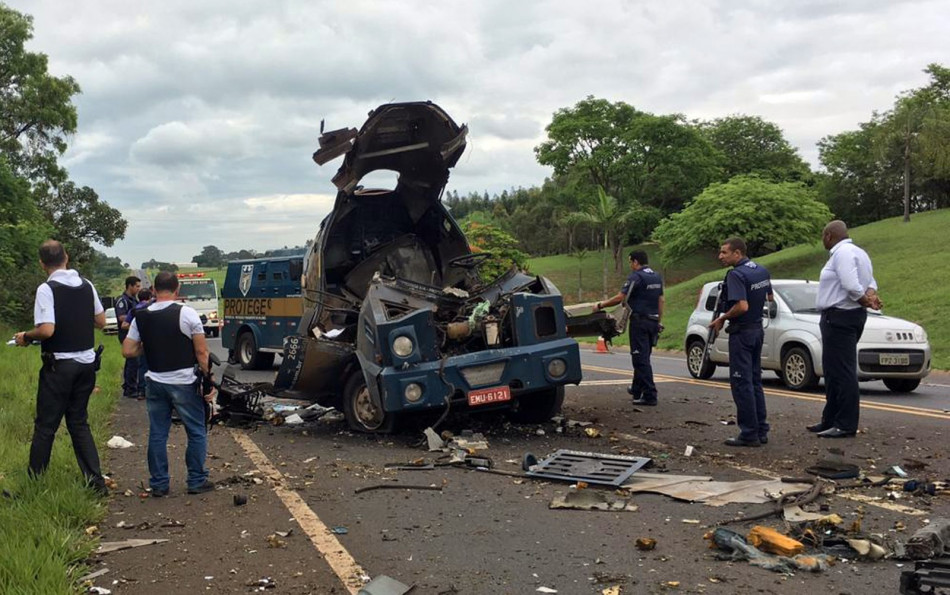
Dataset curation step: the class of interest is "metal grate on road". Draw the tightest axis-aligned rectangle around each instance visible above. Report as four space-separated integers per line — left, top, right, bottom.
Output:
526 449 652 487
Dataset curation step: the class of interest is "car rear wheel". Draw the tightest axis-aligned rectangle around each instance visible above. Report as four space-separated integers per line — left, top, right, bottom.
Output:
236 331 275 370
343 372 399 433
781 347 818 390
883 378 920 393
686 339 716 380
508 386 564 424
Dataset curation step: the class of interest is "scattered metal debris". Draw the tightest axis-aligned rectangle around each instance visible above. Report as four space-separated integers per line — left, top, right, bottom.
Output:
900 560 950 594
96 539 168 554
707 528 833 574
904 518 950 560
549 490 638 512
355 484 443 495
357 574 414 595
526 450 651 487
78 567 109 582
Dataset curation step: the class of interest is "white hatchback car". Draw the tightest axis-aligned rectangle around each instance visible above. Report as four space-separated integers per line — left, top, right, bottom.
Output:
684 280 931 393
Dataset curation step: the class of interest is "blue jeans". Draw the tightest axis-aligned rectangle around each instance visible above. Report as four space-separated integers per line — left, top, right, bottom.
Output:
144 378 208 491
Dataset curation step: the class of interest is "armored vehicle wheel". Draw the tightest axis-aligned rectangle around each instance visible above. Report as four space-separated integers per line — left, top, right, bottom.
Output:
343 373 399 433
508 386 564 424
781 346 818 390
236 331 275 370
883 378 920 393
686 339 716 380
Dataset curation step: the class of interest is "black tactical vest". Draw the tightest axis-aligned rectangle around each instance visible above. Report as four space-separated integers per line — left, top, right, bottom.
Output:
135 304 197 373
41 280 95 353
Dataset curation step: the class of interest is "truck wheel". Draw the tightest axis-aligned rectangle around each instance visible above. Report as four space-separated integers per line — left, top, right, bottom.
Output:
883 378 920 393
781 347 818 390
686 338 716 380
236 332 275 370
508 386 564 424
343 372 398 433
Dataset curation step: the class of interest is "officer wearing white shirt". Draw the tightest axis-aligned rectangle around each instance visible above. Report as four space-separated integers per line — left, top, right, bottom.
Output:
122 271 215 496
809 220 882 439
14 240 108 496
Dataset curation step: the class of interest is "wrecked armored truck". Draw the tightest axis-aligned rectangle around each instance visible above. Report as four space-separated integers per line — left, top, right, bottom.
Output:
245 101 614 432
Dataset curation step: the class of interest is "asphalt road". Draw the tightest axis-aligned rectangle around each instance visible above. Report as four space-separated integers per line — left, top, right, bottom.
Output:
203 339 950 594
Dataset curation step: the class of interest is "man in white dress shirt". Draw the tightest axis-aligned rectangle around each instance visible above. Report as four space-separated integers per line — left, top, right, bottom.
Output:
14 240 108 495
809 221 882 438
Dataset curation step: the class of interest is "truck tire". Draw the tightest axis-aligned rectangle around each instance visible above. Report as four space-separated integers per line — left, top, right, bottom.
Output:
781 346 818 390
686 338 716 380
343 372 399 433
236 331 275 370
508 386 564 424
883 378 920 393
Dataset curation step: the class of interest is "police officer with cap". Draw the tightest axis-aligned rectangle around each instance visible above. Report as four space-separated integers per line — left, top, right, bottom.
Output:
594 250 664 405
13 240 108 496
709 237 773 447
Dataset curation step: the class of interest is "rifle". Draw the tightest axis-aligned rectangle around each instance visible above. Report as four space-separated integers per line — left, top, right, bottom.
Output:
701 282 725 372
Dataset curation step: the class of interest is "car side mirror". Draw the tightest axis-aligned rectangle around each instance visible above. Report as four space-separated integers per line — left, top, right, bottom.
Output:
767 301 778 318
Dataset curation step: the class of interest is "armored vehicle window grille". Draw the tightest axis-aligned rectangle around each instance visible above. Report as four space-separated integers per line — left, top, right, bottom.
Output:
534 305 557 338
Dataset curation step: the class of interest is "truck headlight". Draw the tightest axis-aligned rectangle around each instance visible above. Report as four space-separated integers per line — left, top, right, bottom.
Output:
547 358 567 378
915 326 927 342
404 383 423 403
208 311 218 320
392 336 414 357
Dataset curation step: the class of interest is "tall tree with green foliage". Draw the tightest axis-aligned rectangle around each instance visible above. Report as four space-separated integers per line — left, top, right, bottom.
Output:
874 63 950 222
0 4 79 187
652 175 832 262
0 4 126 272
459 218 528 282
561 187 659 297
700 114 811 182
0 158 52 323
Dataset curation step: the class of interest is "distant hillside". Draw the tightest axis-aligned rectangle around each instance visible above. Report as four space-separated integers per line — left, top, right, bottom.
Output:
580 209 947 369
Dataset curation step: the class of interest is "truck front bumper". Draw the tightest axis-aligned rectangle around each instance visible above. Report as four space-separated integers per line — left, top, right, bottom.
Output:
377 338 581 413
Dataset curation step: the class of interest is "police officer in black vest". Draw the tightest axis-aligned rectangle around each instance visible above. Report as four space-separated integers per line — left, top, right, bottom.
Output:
709 238 773 447
14 240 108 496
122 271 215 496
594 250 665 405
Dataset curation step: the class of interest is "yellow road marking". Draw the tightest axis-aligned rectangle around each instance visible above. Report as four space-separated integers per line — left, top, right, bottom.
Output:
582 364 950 421
229 429 365 594
581 379 675 386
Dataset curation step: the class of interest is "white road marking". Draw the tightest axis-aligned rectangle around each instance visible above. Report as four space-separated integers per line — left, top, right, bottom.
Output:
229 428 366 594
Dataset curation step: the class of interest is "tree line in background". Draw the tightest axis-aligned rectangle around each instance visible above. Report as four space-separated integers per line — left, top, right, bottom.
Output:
1 5 126 324
449 65 950 280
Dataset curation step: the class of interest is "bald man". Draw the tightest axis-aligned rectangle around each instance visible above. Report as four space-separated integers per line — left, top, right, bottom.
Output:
810 221 881 438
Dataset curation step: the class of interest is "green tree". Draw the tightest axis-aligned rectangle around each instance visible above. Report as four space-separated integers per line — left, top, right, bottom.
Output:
0 157 52 323
875 64 950 222
652 175 832 262
193 245 225 268
459 219 528 282
37 181 127 266
0 5 79 187
700 114 811 182
562 187 659 298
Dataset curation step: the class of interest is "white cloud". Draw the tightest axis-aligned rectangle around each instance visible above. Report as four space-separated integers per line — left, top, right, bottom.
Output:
6 0 947 266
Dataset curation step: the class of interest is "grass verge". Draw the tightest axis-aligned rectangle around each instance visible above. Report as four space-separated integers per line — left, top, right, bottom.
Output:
0 327 122 594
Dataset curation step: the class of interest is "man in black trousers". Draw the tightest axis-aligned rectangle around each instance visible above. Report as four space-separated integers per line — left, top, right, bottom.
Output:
115 275 141 398
14 240 108 496
810 220 882 438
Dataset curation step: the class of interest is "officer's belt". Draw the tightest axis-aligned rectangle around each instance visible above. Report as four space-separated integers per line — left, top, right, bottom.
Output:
630 313 660 321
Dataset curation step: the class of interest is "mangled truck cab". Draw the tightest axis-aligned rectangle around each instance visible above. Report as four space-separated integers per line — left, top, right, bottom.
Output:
267 101 587 432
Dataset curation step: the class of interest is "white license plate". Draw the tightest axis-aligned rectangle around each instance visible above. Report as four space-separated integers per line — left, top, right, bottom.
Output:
467 385 511 407
879 354 910 366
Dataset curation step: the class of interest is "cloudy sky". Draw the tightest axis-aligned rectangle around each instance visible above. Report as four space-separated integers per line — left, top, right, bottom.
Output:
10 0 949 268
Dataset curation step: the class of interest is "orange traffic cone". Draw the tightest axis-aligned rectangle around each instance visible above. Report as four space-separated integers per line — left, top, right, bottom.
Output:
595 336 610 354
